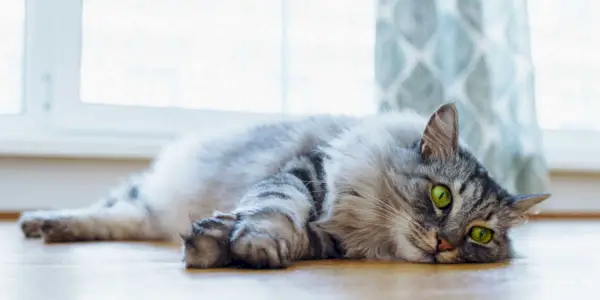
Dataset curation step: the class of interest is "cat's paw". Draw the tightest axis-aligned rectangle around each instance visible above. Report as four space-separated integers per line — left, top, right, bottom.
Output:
230 220 293 269
18 212 46 238
39 217 79 243
182 213 236 269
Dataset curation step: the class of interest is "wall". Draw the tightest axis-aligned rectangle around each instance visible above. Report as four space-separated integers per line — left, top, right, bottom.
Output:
0 157 149 210
543 171 600 212
0 157 597 212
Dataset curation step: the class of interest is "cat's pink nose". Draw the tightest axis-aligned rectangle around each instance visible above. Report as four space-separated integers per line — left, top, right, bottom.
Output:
437 238 453 252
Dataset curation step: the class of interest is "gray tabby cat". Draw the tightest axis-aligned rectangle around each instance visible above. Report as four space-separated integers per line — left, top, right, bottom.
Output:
18 103 550 268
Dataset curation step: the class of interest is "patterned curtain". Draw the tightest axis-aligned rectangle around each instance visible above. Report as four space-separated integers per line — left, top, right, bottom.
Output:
375 0 550 195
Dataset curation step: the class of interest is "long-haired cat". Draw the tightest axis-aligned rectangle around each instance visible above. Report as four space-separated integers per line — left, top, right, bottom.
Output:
18 103 550 268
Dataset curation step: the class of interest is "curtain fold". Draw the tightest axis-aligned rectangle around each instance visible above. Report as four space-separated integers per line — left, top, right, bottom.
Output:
375 0 550 195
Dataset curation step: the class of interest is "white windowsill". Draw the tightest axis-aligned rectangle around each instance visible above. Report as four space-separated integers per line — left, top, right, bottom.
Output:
542 129 600 173
0 128 598 174
0 134 169 160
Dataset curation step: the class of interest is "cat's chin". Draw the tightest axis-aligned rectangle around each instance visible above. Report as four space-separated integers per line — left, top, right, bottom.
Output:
402 254 458 264
407 256 436 264
398 247 461 264
387 247 436 264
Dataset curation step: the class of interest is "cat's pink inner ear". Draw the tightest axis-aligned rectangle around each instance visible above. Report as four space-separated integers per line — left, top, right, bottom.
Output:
420 103 459 161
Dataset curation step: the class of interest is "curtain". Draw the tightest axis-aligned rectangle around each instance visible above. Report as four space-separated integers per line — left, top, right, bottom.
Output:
375 0 550 195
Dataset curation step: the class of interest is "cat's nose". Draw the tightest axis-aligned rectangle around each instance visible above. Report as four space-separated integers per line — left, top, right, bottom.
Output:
437 237 454 252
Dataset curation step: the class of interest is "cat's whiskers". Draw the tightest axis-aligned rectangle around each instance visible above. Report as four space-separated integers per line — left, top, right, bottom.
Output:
371 202 432 246
369 210 409 228
356 204 402 224
410 228 436 253
342 200 414 234
359 218 409 230
362 205 434 253
358 199 423 237
380 173 421 222
372 205 419 230
355 189 424 231
358 219 414 236
376 199 421 228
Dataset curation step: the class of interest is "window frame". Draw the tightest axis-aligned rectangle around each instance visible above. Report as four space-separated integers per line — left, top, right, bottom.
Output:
0 0 47 140
36 0 292 138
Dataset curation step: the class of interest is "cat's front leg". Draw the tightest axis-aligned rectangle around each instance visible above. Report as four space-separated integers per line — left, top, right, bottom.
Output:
181 212 237 268
182 210 304 269
228 211 299 269
183 171 317 269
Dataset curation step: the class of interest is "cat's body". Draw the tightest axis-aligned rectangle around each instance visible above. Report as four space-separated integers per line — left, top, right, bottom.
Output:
18 104 550 268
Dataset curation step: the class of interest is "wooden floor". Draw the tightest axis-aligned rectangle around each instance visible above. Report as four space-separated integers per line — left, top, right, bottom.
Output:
0 220 595 300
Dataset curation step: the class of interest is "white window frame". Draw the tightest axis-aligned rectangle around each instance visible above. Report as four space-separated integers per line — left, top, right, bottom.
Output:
0 0 598 174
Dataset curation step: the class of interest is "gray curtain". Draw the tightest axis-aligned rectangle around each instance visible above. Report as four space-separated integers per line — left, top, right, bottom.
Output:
375 0 550 195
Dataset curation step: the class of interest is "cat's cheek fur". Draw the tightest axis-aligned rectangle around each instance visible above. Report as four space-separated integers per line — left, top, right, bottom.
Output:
394 233 431 263
314 212 391 260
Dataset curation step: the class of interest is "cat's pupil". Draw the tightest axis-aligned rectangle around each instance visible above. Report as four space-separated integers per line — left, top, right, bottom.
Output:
439 192 445 199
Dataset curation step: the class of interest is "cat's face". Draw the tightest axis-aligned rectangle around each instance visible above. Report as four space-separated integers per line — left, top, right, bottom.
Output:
318 103 550 264
384 146 530 264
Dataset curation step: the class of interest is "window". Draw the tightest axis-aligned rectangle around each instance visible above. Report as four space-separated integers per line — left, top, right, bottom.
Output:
0 1 24 115
0 0 376 153
285 1 374 115
80 1 283 113
529 0 600 170
31 0 376 137
529 0 600 131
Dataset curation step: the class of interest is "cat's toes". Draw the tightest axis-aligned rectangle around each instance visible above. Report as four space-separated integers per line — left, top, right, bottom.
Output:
18 212 45 238
40 218 78 243
182 214 236 269
230 225 292 269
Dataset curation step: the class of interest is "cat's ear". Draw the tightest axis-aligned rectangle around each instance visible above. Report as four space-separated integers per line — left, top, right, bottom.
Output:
508 193 551 225
420 103 459 161
510 193 552 213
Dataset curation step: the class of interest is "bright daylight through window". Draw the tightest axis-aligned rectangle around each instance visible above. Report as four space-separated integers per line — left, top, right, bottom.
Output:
529 0 600 131
0 1 23 115
80 0 375 116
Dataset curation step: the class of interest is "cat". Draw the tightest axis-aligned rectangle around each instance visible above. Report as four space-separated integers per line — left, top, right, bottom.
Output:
17 103 550 268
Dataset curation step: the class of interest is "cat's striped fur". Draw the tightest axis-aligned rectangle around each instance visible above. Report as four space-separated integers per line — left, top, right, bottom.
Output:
18 104 550 268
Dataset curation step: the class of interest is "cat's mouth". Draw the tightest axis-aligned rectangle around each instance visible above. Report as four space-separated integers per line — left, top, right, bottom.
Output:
403 230 461 264
412 243 460 264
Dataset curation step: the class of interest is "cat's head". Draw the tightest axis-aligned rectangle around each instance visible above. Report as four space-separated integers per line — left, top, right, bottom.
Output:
317 103 550 264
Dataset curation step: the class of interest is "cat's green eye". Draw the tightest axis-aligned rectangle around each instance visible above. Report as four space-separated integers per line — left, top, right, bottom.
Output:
430 185 452 209
469 226 494 244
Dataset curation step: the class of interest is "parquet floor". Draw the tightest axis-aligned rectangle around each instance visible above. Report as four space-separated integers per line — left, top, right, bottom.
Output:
0 220 594 300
